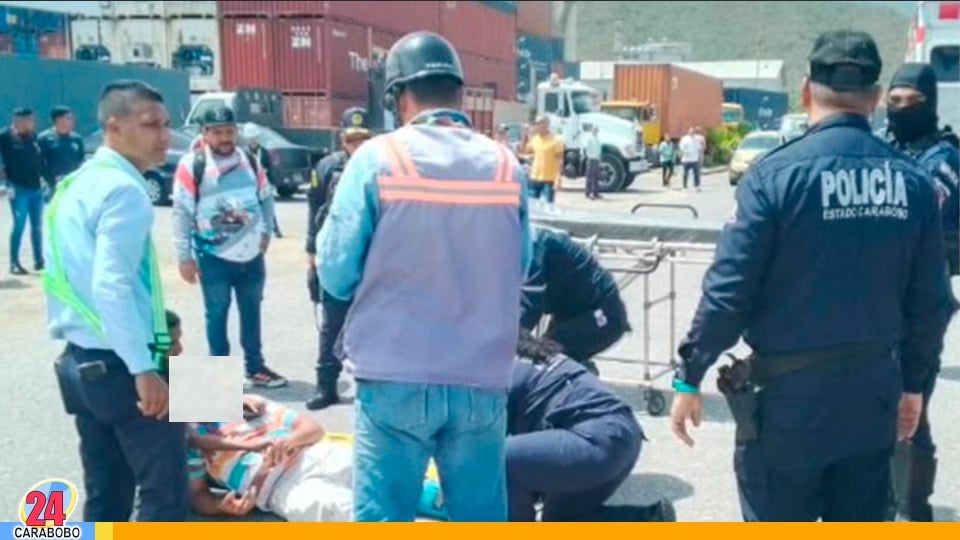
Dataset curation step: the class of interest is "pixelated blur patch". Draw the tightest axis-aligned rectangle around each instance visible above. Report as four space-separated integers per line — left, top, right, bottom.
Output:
168 355 243 423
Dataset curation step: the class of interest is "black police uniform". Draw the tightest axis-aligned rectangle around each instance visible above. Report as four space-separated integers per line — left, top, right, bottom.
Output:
507 355 645 521
674 31 956 522
305 107 370 410
37 128 85 194
886 62 960 522
521 226 629 371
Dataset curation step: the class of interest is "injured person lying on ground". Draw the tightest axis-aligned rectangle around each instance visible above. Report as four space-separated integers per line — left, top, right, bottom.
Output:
184 336 674 522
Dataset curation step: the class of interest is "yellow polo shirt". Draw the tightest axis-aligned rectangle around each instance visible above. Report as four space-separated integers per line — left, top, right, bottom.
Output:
527 134 564 184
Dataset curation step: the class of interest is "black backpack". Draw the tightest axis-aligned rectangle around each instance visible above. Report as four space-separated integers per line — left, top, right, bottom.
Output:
191 147 262 203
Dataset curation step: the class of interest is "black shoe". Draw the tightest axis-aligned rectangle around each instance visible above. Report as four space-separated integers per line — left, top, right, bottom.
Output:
598 500 677 522
306 386 340 410
244 367 288 389
10 264 27 275
34 262 44 272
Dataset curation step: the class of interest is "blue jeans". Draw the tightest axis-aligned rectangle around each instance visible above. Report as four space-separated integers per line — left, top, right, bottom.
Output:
353 380 508 522
197 252 266 375
529 182 555 204
9 186 44 267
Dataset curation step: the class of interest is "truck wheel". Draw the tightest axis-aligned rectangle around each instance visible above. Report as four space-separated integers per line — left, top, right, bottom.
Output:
276 187 297 199
598 152 627 192
623 174 639 188
144 172 168 206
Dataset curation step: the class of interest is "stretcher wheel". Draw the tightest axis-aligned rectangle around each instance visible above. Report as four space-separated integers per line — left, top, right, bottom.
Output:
644 389 667 416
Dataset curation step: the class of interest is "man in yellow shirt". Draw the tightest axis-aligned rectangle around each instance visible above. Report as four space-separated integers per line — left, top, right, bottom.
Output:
524 116 564 206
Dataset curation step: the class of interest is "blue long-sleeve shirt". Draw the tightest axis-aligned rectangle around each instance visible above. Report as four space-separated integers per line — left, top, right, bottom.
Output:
44 146 160 375
678 114 956 393
316 124 534 301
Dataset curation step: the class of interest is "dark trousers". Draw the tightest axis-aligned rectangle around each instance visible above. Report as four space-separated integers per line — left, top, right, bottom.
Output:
661 162 674 186
9 186 43 267
682 162 701 188
529 181 555 204
584 158 601 197
53 345 188 522
316 289 351 388
735 357 900 521
197 252 266 375
545 294 630 364
507 412 641 521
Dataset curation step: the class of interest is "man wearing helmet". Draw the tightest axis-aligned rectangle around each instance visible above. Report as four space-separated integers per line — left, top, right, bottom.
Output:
305 107 373 411
315 32 532 522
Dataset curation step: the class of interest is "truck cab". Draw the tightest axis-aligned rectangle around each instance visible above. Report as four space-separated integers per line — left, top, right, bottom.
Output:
537 76 649 192
722 103 745 126
599 100 661 162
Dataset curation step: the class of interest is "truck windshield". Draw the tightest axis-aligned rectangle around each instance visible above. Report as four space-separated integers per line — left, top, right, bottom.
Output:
571 91 598 114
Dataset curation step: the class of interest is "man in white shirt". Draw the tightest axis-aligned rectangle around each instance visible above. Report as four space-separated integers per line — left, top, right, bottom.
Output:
679 128 702 191
582 124 602 199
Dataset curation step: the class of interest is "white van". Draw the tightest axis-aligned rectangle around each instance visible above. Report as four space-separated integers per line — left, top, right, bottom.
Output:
906 1 960 131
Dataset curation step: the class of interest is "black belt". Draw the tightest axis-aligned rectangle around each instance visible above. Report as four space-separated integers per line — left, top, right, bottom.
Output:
750 342 892 385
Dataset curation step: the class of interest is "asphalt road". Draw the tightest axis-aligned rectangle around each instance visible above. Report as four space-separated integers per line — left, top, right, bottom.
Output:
1 168 958 522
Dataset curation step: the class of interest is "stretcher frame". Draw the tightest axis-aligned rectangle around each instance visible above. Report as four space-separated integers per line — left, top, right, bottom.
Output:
535 215 716 416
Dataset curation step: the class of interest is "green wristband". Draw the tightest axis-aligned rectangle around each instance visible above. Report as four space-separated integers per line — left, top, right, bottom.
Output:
672 379 700 394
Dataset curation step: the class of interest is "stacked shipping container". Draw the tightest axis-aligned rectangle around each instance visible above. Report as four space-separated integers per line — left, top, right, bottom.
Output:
71 2 222 93
219 1 514 132
513 1 564 105
0 5 71 60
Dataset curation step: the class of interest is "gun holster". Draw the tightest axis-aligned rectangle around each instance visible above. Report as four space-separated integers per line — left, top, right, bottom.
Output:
718 354 760 443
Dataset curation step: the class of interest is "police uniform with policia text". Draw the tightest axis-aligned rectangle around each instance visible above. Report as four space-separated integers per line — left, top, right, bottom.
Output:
670 31 956 522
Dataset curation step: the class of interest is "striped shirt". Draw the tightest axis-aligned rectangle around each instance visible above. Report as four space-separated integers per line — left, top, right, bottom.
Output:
186 402 297 497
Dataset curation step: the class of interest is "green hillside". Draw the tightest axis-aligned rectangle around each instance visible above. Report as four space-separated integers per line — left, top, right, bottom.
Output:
576 0 912 106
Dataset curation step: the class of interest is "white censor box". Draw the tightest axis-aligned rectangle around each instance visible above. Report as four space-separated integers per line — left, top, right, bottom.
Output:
168 355 243 423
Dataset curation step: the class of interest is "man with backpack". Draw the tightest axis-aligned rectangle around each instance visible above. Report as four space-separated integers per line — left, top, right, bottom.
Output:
304 107 372 410
172 105 287 389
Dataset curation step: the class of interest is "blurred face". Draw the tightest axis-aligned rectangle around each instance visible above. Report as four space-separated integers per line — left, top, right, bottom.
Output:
203 124 238 157
55 113 75 134
340 131 370 155
887 87 925 110
13 115 36 136
104 100 170 172
168 325 183 358
537 120 550 136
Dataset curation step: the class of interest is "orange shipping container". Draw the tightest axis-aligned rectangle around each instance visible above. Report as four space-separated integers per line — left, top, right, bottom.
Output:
613 63 724 138
517 0 553 37
283 94 367 129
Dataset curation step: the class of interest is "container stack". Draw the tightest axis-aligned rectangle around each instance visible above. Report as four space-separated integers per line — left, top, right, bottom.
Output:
0 5 71 60
70 1 221 95
514 0 568 105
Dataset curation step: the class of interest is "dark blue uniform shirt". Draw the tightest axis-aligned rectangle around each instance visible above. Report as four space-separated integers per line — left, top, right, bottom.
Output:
306 150 347 255
680 113 956 394
917 139 959 234
521 227 619 328
508 356 633 436
37 129 85 183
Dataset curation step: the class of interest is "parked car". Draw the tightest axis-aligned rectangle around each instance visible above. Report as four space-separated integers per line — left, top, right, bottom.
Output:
729 130 781 186
83 128 193 206
181 122 314 199
777 113 809 144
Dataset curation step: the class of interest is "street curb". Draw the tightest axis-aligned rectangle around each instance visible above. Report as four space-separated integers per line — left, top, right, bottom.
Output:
702 165 728 175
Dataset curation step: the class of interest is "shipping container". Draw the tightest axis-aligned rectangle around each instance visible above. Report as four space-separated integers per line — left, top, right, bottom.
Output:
440 1 516 62
0 6 69 34
70 18 113 61
218 2 441 35
463 86 494 135
0 35 11 55
221 18 277 89
723 87 789 131
477 1 518 14
515 32 561 102
516 0 553 37
169 18 222 92
283 94 366 128
101 1 218 19
12 33 39 56
0 55 191 134
272 18 369 96
39 32 69 60
369 27 401 62
564 61 580 80
459 51 515 101
613 63 724 137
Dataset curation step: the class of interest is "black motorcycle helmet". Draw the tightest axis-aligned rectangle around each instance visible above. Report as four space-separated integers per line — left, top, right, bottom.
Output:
383 31 464 117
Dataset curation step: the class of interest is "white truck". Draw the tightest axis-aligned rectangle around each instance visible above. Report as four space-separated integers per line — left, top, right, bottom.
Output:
907 1 960 133
536 75 649 192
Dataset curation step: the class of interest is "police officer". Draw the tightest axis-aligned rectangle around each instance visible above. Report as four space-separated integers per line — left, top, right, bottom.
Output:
508 331 674 522
669 31 956 522
305 107 372 410
45 80 188 521
37 106 85 201
521 225 629 375
885 62 960 522
316 31 531 521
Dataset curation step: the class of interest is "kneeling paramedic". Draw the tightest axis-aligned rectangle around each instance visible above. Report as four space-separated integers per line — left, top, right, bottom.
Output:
305 107 373 410
885 62 960 522
508 331 675 522
669 31 956 522
521 225 629 375
316 31 531 521
45 80 189 521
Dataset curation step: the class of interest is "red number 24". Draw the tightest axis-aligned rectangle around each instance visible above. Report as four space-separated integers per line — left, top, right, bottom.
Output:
25 490 66 527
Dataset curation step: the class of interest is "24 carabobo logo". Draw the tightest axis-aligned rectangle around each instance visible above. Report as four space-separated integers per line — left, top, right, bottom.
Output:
13 479 82 539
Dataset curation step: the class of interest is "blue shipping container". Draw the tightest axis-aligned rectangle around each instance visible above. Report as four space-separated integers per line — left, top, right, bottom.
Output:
564 62 580 80
0 5 66 33
723 87 789 131
516 32 563 102
12 32 39 56
475 1 517 14
0 55 191 135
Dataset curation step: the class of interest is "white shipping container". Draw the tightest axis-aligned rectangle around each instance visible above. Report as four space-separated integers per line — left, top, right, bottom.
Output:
99 1 217 19
69 18 221 93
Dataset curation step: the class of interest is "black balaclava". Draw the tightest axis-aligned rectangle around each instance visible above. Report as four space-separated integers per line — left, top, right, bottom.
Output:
887 62 939 144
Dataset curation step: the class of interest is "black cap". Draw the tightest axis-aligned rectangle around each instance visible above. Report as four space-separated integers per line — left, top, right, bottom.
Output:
202 105 236 128
12 107 33 118
340 107 371 136
808 30 882 91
